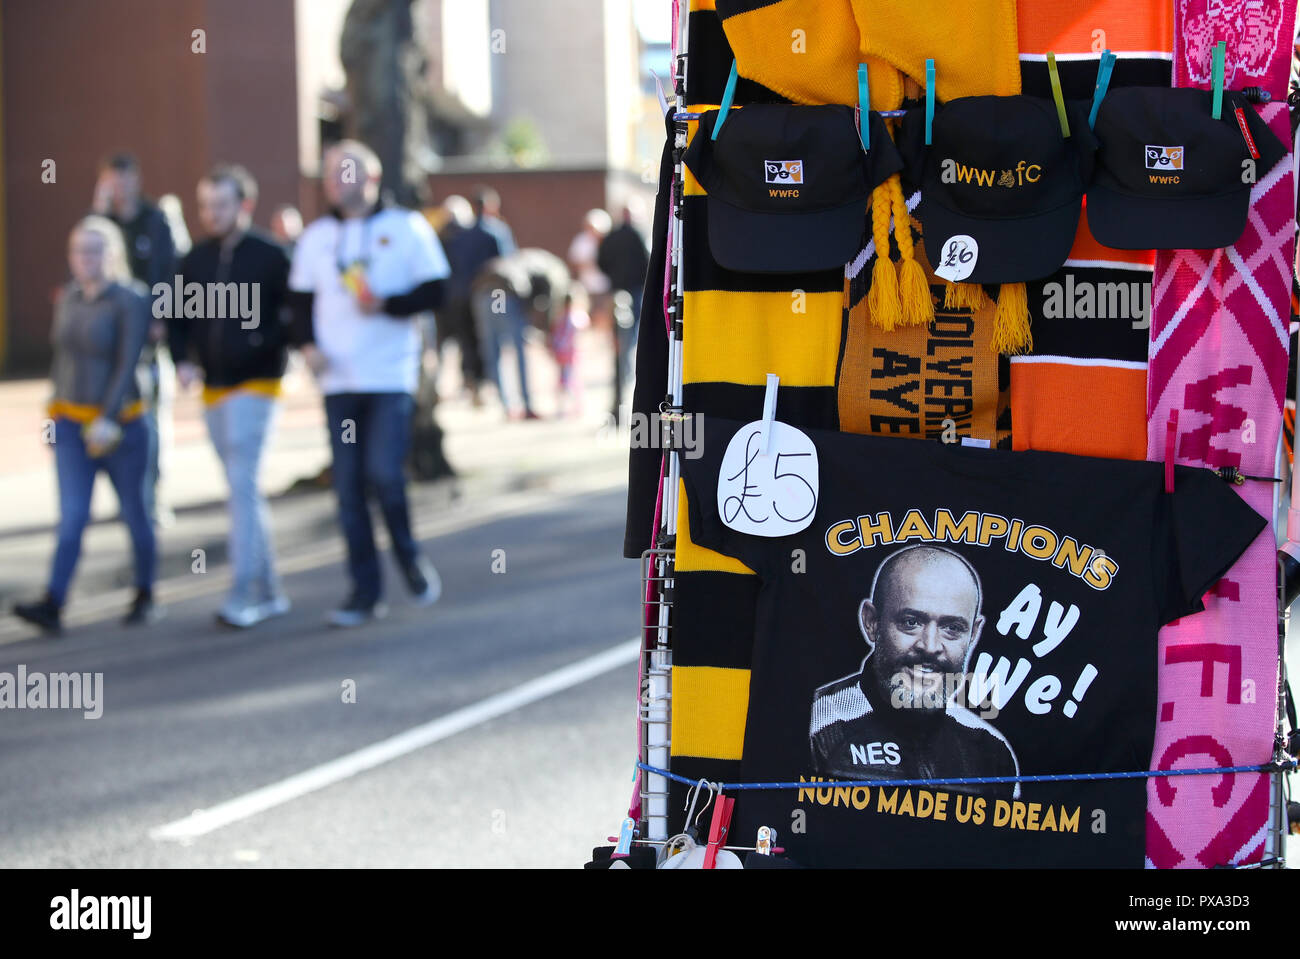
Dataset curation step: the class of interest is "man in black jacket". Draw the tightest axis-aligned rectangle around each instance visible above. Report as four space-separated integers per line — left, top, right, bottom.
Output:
440 198 505 405
170 165 292 628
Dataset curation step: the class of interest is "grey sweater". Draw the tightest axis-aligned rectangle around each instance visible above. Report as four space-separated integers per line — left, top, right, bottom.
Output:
50 281 150 419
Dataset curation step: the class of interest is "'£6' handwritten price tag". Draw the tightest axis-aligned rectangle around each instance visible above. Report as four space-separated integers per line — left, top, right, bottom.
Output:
717 421 819 537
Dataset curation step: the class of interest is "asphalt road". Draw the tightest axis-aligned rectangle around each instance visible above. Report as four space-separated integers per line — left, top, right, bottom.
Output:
0 478 641 868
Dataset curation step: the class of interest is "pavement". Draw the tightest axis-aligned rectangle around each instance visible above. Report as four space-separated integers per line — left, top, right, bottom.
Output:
0 328 634 629
0 328 648 867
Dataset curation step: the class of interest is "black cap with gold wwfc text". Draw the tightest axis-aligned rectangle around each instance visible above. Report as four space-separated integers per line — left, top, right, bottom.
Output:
683 104 902 273
899 95 1096 285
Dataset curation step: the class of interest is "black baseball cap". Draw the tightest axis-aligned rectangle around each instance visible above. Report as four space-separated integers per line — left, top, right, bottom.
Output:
683 104 901 273
899 96 1095 284
1087 87 1286 250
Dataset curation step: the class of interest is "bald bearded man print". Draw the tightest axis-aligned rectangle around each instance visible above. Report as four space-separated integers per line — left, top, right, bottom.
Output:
809 545 1020 799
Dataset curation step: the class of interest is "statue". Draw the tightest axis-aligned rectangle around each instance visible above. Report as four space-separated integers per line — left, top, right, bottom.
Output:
340 0 433 208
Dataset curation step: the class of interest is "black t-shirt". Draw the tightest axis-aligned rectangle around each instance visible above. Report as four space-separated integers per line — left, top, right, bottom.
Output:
680 416 1266 867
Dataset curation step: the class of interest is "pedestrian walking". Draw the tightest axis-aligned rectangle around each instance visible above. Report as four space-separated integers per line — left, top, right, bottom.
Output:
473 186 516 257
12 217 157 634
439 190 508 406
92 153 177 528
568 208 612 308
171 165 293 628
430 195 473 398
472 253 539 420
287 140 450 627
597 204 650 399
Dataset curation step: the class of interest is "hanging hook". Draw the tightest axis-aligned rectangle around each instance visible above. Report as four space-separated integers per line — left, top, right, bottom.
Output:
692 783 717 830
683 777 709 823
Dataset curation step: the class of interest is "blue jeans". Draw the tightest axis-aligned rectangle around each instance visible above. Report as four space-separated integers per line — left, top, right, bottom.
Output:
324 392 419 605
205 392 281 607
473 289 532 413
48 417 156 605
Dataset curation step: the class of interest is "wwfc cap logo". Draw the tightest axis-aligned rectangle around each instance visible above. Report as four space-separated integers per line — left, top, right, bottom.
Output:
1145 145 1184 170
940 158 1041 187
765 160 804 184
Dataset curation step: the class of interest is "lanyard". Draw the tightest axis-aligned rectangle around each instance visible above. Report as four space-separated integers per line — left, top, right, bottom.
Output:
335 214 375 274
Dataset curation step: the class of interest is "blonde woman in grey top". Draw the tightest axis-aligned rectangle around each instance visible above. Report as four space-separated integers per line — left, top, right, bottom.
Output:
12 216 159 634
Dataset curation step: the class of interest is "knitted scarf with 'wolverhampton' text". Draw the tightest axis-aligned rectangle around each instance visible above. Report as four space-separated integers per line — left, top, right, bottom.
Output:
838 201 1007 444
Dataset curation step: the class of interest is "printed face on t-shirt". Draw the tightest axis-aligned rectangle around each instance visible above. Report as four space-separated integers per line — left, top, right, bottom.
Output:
860 547 985 713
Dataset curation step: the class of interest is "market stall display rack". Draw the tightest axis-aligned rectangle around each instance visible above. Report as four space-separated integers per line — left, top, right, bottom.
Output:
627 0 1296 865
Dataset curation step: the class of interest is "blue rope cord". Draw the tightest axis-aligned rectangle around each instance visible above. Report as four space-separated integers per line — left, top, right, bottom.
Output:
637 760 1294 792
675 109 909 122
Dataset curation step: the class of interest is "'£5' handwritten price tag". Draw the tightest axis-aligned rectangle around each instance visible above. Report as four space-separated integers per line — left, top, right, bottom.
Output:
717 421 819 537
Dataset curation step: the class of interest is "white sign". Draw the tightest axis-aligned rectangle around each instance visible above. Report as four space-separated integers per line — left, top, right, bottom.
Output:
935 234 978 282
717 420 819 537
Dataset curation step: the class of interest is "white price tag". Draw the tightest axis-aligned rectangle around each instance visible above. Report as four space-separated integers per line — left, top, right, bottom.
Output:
934 234 978 282
717 420 819 537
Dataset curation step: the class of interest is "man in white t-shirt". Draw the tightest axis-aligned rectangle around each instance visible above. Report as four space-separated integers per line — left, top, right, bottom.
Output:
288 140 450 627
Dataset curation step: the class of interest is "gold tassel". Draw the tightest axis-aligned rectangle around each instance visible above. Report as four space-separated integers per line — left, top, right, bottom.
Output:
869 256 901 332
944 281 988 311
961 282 989 310
888 175 933 328
898 258 932 327
990 282 1032 355
867 183 901 331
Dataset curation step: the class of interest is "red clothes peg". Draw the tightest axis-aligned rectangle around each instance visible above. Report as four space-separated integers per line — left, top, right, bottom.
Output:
702 794 735 869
